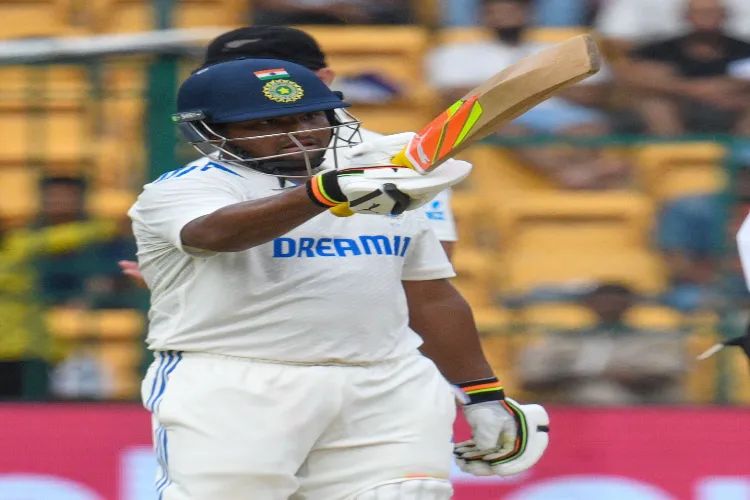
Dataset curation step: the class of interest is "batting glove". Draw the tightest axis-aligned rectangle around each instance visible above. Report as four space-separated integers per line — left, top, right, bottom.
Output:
454 377 550 477
306 132 471 217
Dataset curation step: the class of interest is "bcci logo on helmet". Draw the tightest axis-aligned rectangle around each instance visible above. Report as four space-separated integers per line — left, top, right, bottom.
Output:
263 79 304 103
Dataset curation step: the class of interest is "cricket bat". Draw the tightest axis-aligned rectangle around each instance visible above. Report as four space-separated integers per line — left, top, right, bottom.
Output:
392 34 602 173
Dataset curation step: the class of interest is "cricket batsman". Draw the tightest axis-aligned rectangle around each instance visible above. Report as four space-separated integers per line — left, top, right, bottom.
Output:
129 58 548 499
120 26 459 286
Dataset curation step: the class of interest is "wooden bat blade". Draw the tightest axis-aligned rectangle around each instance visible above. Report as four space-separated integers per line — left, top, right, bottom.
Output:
393 34 601 173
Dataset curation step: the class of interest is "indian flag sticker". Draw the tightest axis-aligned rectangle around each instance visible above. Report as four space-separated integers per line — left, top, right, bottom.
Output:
254 68 290 81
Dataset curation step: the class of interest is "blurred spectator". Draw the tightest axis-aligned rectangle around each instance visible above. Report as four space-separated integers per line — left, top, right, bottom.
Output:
253 0 413 25
657 193 724 311
511 141 633 189
32 177 142 309
596 0 750 55
517 283 686 404
428 0 628 190
533 0 592 27
0 214 118 399
442 0 598 27
427 0 612 136
621 0 750 136
50 337 113 401
32 177 88 305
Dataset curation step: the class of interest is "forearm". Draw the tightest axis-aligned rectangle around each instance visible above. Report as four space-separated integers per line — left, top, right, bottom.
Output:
181 185 326 252
406 279 494 383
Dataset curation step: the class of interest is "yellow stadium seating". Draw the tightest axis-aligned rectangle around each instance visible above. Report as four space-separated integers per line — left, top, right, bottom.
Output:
0 65 90 109
346 100 437 135
473 307 514 331
301 27 430 85
47 308 145 339
0 0 86 39
297 27 435 134
0 107 91 166
625 304 684 330
520 303 596 329
463 146 554 195
503 249 667 294
494 191 655 254
727 350 750 405
87 188 137 219
633 142 727 201
95 310 145 340
0 167 39 224
480 335 519 393
435 27 590 46
91 0 248 33
517 303 684 330
99 342 142 398
685 330 720 403
45 307 89 339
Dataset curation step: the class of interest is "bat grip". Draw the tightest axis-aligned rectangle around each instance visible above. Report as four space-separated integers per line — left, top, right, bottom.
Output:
391 149 417 170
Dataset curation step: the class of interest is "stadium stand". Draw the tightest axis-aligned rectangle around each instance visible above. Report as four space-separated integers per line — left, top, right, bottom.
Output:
0 12 744 403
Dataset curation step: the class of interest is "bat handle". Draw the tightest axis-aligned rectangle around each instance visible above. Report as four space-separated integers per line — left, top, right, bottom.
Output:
391 149 417 170
330 202 355 217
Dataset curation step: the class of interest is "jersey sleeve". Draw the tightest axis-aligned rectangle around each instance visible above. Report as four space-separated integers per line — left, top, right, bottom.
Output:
128 171 245 254
401 218 456 281
413 189 458 243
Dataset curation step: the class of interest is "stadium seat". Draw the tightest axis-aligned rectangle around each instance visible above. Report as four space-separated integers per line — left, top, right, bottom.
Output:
451 192 502 250
625 305 684 330
46 308 144 340
463 146 554 195
92 0 249 33
503 249 667 295
95 310 145 340
685 330 720 403
451 274 494 309
301 27 430 86
0 0 86 39
494 191 655 254
435 27 589 46
94 136 146 189
480 335 518 393
0 107 91 166
727 350 750 405
633 142 727 201
473 307 514 331
481 331 544 399
45 307 89 339
99 342 141 399
0 167 39 224
87 188 137 218
0 65 90 109
346 100 437 135
519 303 596 329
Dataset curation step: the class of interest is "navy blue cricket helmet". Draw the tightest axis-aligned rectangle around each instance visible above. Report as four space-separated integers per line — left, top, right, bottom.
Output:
172 58 361 177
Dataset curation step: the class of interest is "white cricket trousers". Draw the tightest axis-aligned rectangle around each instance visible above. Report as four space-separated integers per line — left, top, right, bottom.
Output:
141 350 457 500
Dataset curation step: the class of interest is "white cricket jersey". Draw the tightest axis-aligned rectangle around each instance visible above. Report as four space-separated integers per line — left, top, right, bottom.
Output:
128 157 455 363
349 124 458 242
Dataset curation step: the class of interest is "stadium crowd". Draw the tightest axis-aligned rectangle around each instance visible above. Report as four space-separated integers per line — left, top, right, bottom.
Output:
1 0 749 404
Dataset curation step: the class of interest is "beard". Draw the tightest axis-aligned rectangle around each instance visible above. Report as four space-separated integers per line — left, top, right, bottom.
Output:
494 26 526 45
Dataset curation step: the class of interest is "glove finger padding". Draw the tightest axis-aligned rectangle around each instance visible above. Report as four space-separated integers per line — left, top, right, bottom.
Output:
345 132 417 169
455 399 550 477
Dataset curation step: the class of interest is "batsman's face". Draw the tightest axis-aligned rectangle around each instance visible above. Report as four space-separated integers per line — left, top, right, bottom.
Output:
224 111 333 161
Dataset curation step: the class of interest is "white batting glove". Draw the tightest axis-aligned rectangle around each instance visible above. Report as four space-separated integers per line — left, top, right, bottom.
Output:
306 132 471 216
454 378 550 477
